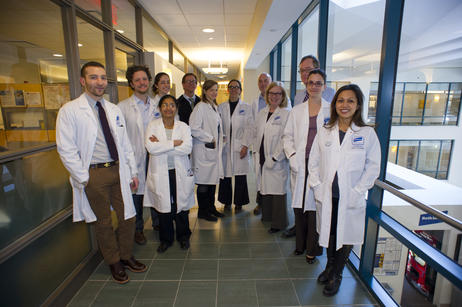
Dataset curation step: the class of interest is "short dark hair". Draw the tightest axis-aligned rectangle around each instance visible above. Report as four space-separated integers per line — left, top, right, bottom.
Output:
326 84 367 129
228 79 242 90
158 94 178 109
299 55 320 68
182 73 197 84
201 80 218 105
152 72 169 94
307 69 327 83
126 65 152 89
80 61 105 78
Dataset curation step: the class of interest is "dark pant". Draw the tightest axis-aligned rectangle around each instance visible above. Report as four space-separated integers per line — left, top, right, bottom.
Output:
85 165 134 265
218 175 250 206
197 184 217 216
132 194 159 231
158 170 191 244
294 209 322 256
260 194 288 229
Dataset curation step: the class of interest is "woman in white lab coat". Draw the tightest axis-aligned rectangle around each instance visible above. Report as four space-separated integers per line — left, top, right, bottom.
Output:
189 80 224 222
283 69 331 263
144 95 195 253
217 79 253 212
254 82 290 233
308 84 381 296
151 72 171 120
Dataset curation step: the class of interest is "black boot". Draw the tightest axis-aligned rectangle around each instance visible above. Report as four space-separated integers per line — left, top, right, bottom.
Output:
318 235 336 284
323 273 342 296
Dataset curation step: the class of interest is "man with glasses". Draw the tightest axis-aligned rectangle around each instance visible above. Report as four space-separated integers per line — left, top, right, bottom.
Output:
178 73 200 124
293 55 335 106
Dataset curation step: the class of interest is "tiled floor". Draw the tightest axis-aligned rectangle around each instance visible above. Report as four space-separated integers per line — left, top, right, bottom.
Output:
68 206 379 307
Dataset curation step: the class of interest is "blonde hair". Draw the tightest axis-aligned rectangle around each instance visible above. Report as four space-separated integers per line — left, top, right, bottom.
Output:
265 82 288 108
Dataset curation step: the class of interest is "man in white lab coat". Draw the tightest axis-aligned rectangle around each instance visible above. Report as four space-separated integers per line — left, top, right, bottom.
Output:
250 72 272 215
56 62 146 284
118 65 159 245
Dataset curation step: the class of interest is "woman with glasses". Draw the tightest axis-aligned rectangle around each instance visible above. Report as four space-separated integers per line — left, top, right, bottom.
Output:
308 84 380 296
189 80 225 222
283 69 331 263
217 80 253 212
254 82 290 233
144 95 194 253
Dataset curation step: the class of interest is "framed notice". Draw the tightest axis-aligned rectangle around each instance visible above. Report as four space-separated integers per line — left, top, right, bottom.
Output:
43 84 70 109
24 92 42 107
0 90 15 106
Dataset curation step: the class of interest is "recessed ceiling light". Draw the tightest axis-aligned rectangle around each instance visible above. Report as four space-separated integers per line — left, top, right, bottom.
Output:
78 43 83 47
53 53 63 57
116 29 124 34
209 37 214 40
202 28 215 33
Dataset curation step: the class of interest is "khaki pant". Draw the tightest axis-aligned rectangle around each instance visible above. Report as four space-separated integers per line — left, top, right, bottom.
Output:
85 165 135 264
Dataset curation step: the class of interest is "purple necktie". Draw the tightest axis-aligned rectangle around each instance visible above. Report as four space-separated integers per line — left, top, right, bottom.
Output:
304 91 309 103
96 101 118 161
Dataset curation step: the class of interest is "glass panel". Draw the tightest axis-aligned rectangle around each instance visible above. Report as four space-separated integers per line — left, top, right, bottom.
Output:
388 140 398 164
416 141 440 176
272 50 277 80
173 47 185 72
77 17 106 66
396 140 419 170
368 82 378 123
297 6 319 91
326 0 386 123
423 83 449 125
401 83 426 125
0 0 67 153
143 16 169 61
392 82 404 125
115 41 136 102
447 83 461 125
74 0 102 21
112 0 136 42
281 35 292 95
0 149 72 249
437 140 452 179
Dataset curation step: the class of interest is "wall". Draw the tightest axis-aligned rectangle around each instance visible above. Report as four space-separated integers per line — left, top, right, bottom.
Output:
242 55 270 105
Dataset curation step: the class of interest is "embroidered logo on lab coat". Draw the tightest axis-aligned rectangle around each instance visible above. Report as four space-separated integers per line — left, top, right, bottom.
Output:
239 109 245 115
323 117 330 125
154 112 161 118
116 115 123 127
272 116 282 125
352 136 364 149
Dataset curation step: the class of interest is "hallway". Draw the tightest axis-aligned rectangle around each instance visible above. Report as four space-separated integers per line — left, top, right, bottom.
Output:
68 206 378 306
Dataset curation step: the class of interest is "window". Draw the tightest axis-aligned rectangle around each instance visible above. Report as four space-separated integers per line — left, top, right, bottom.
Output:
173 47 185 72
115 41 136 102
389 140 453 179
297 6 319 91
112 0 137 42
143 16 169 61
281 35 292 95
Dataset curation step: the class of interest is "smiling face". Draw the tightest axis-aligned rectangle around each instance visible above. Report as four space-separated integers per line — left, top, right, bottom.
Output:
182 74 197 96
80 66 107 100
258 73 271 95
306 73 326 98
228 80 241 102
299 58 316 86
205 84 218 102
156 75 171 96
267 85 283 109
159 97 177 120
335 89 359 122
130 70 150 95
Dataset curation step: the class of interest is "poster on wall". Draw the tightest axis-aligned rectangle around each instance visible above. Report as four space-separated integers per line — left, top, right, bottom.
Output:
374 237 402 276
0 90 15 106
14 90 25 106
24 92 42 107
43 84 70 109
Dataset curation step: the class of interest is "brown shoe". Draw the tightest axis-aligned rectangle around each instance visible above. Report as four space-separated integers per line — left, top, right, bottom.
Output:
253 205 261 215
135 231 147 245
109 261 129 284
121 256 147 273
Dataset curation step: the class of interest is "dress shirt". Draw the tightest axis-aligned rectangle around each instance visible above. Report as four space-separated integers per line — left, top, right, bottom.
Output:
86 94 113 164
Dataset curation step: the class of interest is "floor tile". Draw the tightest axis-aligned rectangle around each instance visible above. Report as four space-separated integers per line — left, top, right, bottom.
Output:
182 259 218 280
67 281 104 307
219 243 252 258
219 259 254 279
92 281 141 306
133 243 157 260
155 243 188 260
190 229 221 243
217 280 258 307
255 280 299 306
250 259 290 279
187 243 220 259
132 281 179 306
88 262 111 281
249 242 283 258
285 257 325 279
145 260 184 280
174 281 217 307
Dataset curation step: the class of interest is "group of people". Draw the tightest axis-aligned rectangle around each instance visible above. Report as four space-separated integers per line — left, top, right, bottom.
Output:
56 54 381 297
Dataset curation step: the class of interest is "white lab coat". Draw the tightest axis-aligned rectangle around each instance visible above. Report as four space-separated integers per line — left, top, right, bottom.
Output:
118 94 159 195
56 93 137 223
308 123 381 250
143 119 195 213
283 98 331 211
189 101 224 184
218 99 253 176
253 106 290 195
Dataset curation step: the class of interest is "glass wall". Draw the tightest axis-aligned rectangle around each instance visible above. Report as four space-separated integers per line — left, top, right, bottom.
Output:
297 6 319 91
0 0 68 153
143 16 169 61
115 40 136 102
281 35 292 95
74 0 102 21
112 0 136 42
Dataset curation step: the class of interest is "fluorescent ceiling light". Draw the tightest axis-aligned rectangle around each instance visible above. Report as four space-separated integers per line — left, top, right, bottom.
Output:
203 67 228 74
202 28 215 33
208 37 214 40
78 43 83 47
331 0 380 9
53 53 63 57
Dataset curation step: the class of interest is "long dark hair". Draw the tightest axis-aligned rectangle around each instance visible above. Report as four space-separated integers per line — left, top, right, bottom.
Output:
325 84 367 129
152 72 169 94
201 80 218 105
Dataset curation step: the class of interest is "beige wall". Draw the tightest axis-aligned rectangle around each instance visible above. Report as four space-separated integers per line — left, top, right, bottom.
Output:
242 55 270 104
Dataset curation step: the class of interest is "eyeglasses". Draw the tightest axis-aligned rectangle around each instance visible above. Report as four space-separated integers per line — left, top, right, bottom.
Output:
298 68 313 74
184 80 197 84
307 81 324 87
268 92 282 96
228 85 241 90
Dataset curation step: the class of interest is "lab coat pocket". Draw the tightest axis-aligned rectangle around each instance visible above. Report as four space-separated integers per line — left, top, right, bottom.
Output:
313 184 323 203
234 128 244 141
289 155 298 173
203 144 216 161
348 188 365 209
146 174 161 195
